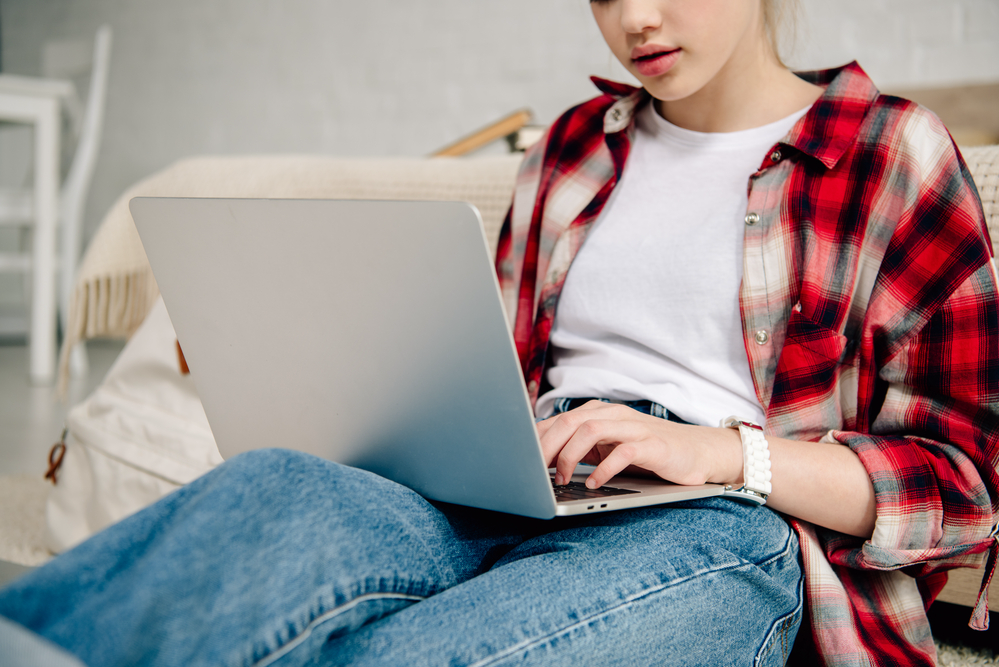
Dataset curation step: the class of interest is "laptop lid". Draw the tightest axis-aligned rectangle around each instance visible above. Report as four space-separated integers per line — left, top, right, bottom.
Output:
129 197 559 518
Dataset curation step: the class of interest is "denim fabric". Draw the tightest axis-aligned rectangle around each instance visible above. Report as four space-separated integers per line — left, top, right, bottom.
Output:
551 396 693 423
0 449 802 667
0 616 86 667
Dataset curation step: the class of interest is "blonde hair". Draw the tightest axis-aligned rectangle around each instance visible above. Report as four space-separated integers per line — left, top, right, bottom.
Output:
762 0 800 66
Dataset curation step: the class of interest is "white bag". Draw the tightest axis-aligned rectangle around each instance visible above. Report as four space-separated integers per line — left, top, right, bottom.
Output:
45 297 223 553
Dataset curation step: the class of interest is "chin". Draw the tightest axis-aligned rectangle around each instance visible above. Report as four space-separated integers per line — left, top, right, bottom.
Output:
642 80 697 104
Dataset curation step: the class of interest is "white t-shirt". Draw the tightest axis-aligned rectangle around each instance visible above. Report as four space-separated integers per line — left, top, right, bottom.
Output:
536 101 811 424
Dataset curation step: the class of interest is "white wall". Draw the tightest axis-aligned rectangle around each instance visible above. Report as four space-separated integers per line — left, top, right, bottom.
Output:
1 0 997 266
795 0 999 85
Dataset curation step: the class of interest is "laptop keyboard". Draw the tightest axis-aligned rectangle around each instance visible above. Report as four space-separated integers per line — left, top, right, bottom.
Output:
550 479 640 502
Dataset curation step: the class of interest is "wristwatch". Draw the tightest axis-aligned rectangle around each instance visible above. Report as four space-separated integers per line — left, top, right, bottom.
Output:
720 416 771 506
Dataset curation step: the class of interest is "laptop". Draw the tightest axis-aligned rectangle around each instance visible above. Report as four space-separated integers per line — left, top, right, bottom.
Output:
129 197 727 519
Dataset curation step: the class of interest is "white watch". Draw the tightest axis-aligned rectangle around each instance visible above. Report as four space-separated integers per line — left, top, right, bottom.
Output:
720 416 771 506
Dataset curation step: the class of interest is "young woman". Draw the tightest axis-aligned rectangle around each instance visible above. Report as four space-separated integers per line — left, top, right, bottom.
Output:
3 1 998 665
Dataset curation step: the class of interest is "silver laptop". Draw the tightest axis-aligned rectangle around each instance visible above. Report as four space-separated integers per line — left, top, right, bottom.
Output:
129 197 726 519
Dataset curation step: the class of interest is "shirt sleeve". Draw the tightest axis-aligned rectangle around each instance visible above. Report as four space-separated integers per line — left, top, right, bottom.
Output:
818 127 999 593
826 261 999 572
494 132 549 336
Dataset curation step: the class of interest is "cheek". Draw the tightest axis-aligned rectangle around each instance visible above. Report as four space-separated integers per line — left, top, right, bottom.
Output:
697 0 761 52
591 8 620 45
592 8 632 64
672 0 744 52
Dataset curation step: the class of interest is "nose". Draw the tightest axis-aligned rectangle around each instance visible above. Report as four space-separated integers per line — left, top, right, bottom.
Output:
619 0 662 35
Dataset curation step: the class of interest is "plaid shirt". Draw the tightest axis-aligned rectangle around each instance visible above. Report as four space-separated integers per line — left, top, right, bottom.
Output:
495 63 999 666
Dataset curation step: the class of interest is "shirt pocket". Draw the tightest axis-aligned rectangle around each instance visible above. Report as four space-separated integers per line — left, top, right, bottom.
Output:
770 310 859 439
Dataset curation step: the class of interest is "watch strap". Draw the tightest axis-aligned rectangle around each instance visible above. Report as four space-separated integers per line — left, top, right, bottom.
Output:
721 416 771 506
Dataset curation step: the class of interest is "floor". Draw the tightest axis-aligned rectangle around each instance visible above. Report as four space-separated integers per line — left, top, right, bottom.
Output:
0 339 124 478
0 339 123 588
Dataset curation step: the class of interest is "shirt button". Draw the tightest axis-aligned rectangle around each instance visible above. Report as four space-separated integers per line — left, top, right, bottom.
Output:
528 380 538 393
755 330 770 345
745 212 760 226
770 149 782 162
609 108 622 121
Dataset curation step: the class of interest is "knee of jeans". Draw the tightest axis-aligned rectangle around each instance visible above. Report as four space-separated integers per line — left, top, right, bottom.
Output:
220 449 339 496
223 447 313 476
219 448 395 506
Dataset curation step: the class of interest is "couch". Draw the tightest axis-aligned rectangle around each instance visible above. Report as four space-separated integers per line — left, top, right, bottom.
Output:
1 145 997 615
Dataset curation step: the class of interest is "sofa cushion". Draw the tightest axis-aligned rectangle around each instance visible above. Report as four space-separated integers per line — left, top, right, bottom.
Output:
962 145 999 256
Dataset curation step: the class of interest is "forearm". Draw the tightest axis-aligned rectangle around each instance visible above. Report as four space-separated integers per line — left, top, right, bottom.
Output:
705 426 877 538
766 436 876 538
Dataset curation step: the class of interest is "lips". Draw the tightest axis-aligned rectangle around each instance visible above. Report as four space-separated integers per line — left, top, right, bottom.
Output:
630 45 681 78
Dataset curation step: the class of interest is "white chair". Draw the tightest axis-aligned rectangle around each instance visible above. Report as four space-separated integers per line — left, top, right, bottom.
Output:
0 25 112 382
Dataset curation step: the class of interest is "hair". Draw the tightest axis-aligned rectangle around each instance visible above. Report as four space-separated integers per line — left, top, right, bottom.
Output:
762 0 800 67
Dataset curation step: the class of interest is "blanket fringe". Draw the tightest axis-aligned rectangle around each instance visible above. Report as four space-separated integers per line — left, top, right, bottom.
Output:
57 269 159 395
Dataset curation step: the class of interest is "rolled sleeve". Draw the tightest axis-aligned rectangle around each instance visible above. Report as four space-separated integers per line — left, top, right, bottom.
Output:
825 264 999 575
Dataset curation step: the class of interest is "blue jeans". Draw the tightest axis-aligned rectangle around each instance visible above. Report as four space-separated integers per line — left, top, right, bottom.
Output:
1 449 802 666
549 397 693 423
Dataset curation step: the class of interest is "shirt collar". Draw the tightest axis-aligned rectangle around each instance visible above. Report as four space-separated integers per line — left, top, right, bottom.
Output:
782 62 880 169
590 76 647 134
590 61 879 169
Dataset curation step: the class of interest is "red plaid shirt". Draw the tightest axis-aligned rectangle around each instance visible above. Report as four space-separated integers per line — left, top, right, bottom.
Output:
495 62 999 666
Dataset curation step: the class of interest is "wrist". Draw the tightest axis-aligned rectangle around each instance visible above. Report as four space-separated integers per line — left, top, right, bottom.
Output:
721 417 772 505
706 425 745 487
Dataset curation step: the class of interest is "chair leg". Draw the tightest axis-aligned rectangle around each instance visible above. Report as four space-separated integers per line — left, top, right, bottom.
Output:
19 228 31 310
29 96 60 385
69 341 89 379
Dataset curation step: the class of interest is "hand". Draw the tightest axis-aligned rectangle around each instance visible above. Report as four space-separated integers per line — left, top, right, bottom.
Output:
535 400 743 490
537 401 878 538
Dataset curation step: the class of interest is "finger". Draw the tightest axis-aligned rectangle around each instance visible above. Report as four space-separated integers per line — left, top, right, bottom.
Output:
574 399 613 411
554 419 644 486
538 414 578 468
536 403 602 447
535 415 557 439
586 442 645 488
539 403 643 473
538 408 606 468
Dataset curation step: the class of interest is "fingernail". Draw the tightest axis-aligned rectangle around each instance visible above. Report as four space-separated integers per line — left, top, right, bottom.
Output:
554 473 564 486
586 478 597 489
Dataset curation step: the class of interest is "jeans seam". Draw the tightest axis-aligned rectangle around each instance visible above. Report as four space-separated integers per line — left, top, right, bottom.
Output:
752 529 802 667
469 527 799 667
754 575 804 667
250 592 426 667
465 560 759 667
743 522 796 576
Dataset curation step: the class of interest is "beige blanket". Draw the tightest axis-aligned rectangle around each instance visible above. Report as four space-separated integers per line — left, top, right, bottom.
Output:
59 154 524 387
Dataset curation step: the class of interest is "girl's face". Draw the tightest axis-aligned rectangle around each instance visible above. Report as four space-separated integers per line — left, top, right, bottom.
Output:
590 0 770 105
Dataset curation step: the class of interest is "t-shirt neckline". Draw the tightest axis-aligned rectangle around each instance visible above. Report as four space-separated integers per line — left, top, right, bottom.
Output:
640 102 813 150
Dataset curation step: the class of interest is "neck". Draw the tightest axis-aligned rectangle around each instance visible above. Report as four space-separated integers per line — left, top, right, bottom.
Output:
656 45 823 133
